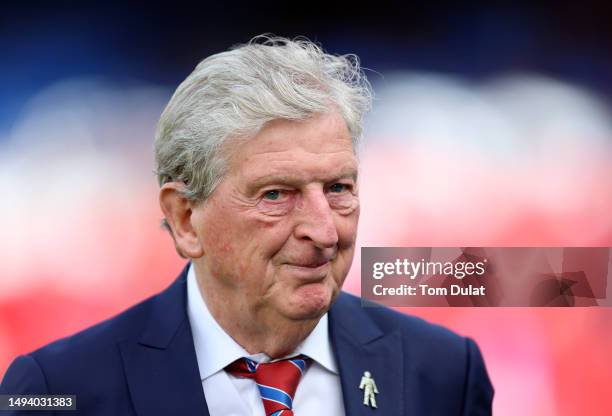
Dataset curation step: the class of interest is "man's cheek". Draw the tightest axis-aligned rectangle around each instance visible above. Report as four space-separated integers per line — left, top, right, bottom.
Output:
337 217 359 248
258 225 293 255
202 219 234 255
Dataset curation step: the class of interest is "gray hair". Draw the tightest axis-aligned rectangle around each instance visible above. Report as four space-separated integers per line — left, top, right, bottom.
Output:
154 35 372 209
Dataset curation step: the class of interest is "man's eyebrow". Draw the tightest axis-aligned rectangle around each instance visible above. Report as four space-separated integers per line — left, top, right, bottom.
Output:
247 167 358 191
332 168 359 182
248 175 299 190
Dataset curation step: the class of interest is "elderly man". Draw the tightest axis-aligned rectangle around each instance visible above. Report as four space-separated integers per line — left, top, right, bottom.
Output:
1 36 493 415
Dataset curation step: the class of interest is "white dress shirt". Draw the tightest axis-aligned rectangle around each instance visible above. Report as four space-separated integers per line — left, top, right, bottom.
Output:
186 264 346 416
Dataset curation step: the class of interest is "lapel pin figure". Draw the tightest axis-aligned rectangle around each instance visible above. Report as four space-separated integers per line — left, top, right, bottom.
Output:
359 370 379 408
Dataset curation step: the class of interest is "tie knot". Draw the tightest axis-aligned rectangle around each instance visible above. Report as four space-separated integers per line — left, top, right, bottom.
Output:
225 355 311 416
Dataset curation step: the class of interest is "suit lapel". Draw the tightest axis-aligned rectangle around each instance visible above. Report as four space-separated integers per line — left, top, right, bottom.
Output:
329 294 405 416
119 266 210 416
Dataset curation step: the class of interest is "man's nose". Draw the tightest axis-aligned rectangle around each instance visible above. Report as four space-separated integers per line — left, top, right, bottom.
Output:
293 189 339 249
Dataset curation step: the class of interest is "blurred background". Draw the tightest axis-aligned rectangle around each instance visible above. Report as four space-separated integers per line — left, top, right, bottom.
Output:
1 1 611 414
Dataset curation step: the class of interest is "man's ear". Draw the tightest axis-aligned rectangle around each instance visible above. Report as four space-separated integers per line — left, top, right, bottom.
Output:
159 182 204 258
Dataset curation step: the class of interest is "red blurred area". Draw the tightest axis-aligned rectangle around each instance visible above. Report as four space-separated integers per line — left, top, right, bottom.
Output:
0 244 185 375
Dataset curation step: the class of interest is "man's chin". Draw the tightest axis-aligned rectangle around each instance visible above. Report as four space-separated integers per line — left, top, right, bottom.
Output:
284 284 336 320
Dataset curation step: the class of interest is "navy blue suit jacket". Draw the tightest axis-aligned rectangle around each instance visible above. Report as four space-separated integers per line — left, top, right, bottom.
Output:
1 265 493 415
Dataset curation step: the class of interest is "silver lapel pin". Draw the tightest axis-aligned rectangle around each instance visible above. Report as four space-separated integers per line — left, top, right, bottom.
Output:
359 371 379 408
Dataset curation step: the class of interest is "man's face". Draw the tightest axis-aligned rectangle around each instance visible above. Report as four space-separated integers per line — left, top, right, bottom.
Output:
191 111 359 322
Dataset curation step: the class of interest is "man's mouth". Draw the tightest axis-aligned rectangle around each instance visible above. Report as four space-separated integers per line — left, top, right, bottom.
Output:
282 259 332 279
289 259 330 268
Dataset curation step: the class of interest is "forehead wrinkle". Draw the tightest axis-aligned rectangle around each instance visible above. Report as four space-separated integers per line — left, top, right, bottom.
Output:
229 142 353 169
245 140 353 157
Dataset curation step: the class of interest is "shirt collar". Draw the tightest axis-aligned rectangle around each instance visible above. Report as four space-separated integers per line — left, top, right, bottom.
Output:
186 263 338 380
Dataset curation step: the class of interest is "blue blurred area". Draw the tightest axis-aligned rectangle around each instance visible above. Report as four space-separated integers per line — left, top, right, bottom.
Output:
2 2 612 136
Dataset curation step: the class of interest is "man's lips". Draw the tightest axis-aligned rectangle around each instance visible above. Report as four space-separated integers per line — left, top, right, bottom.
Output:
282 260 332 279
286 259 330 268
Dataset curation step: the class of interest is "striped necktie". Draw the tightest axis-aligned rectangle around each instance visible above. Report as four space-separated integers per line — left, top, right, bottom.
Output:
225 355 311 416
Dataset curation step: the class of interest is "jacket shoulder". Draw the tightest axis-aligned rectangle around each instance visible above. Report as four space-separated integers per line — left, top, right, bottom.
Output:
2 273 187 396
33 291 156 360
334 291 467 349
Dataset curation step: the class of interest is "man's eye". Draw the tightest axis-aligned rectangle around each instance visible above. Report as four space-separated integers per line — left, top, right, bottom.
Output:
263 190 282 200
329 183 348 193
